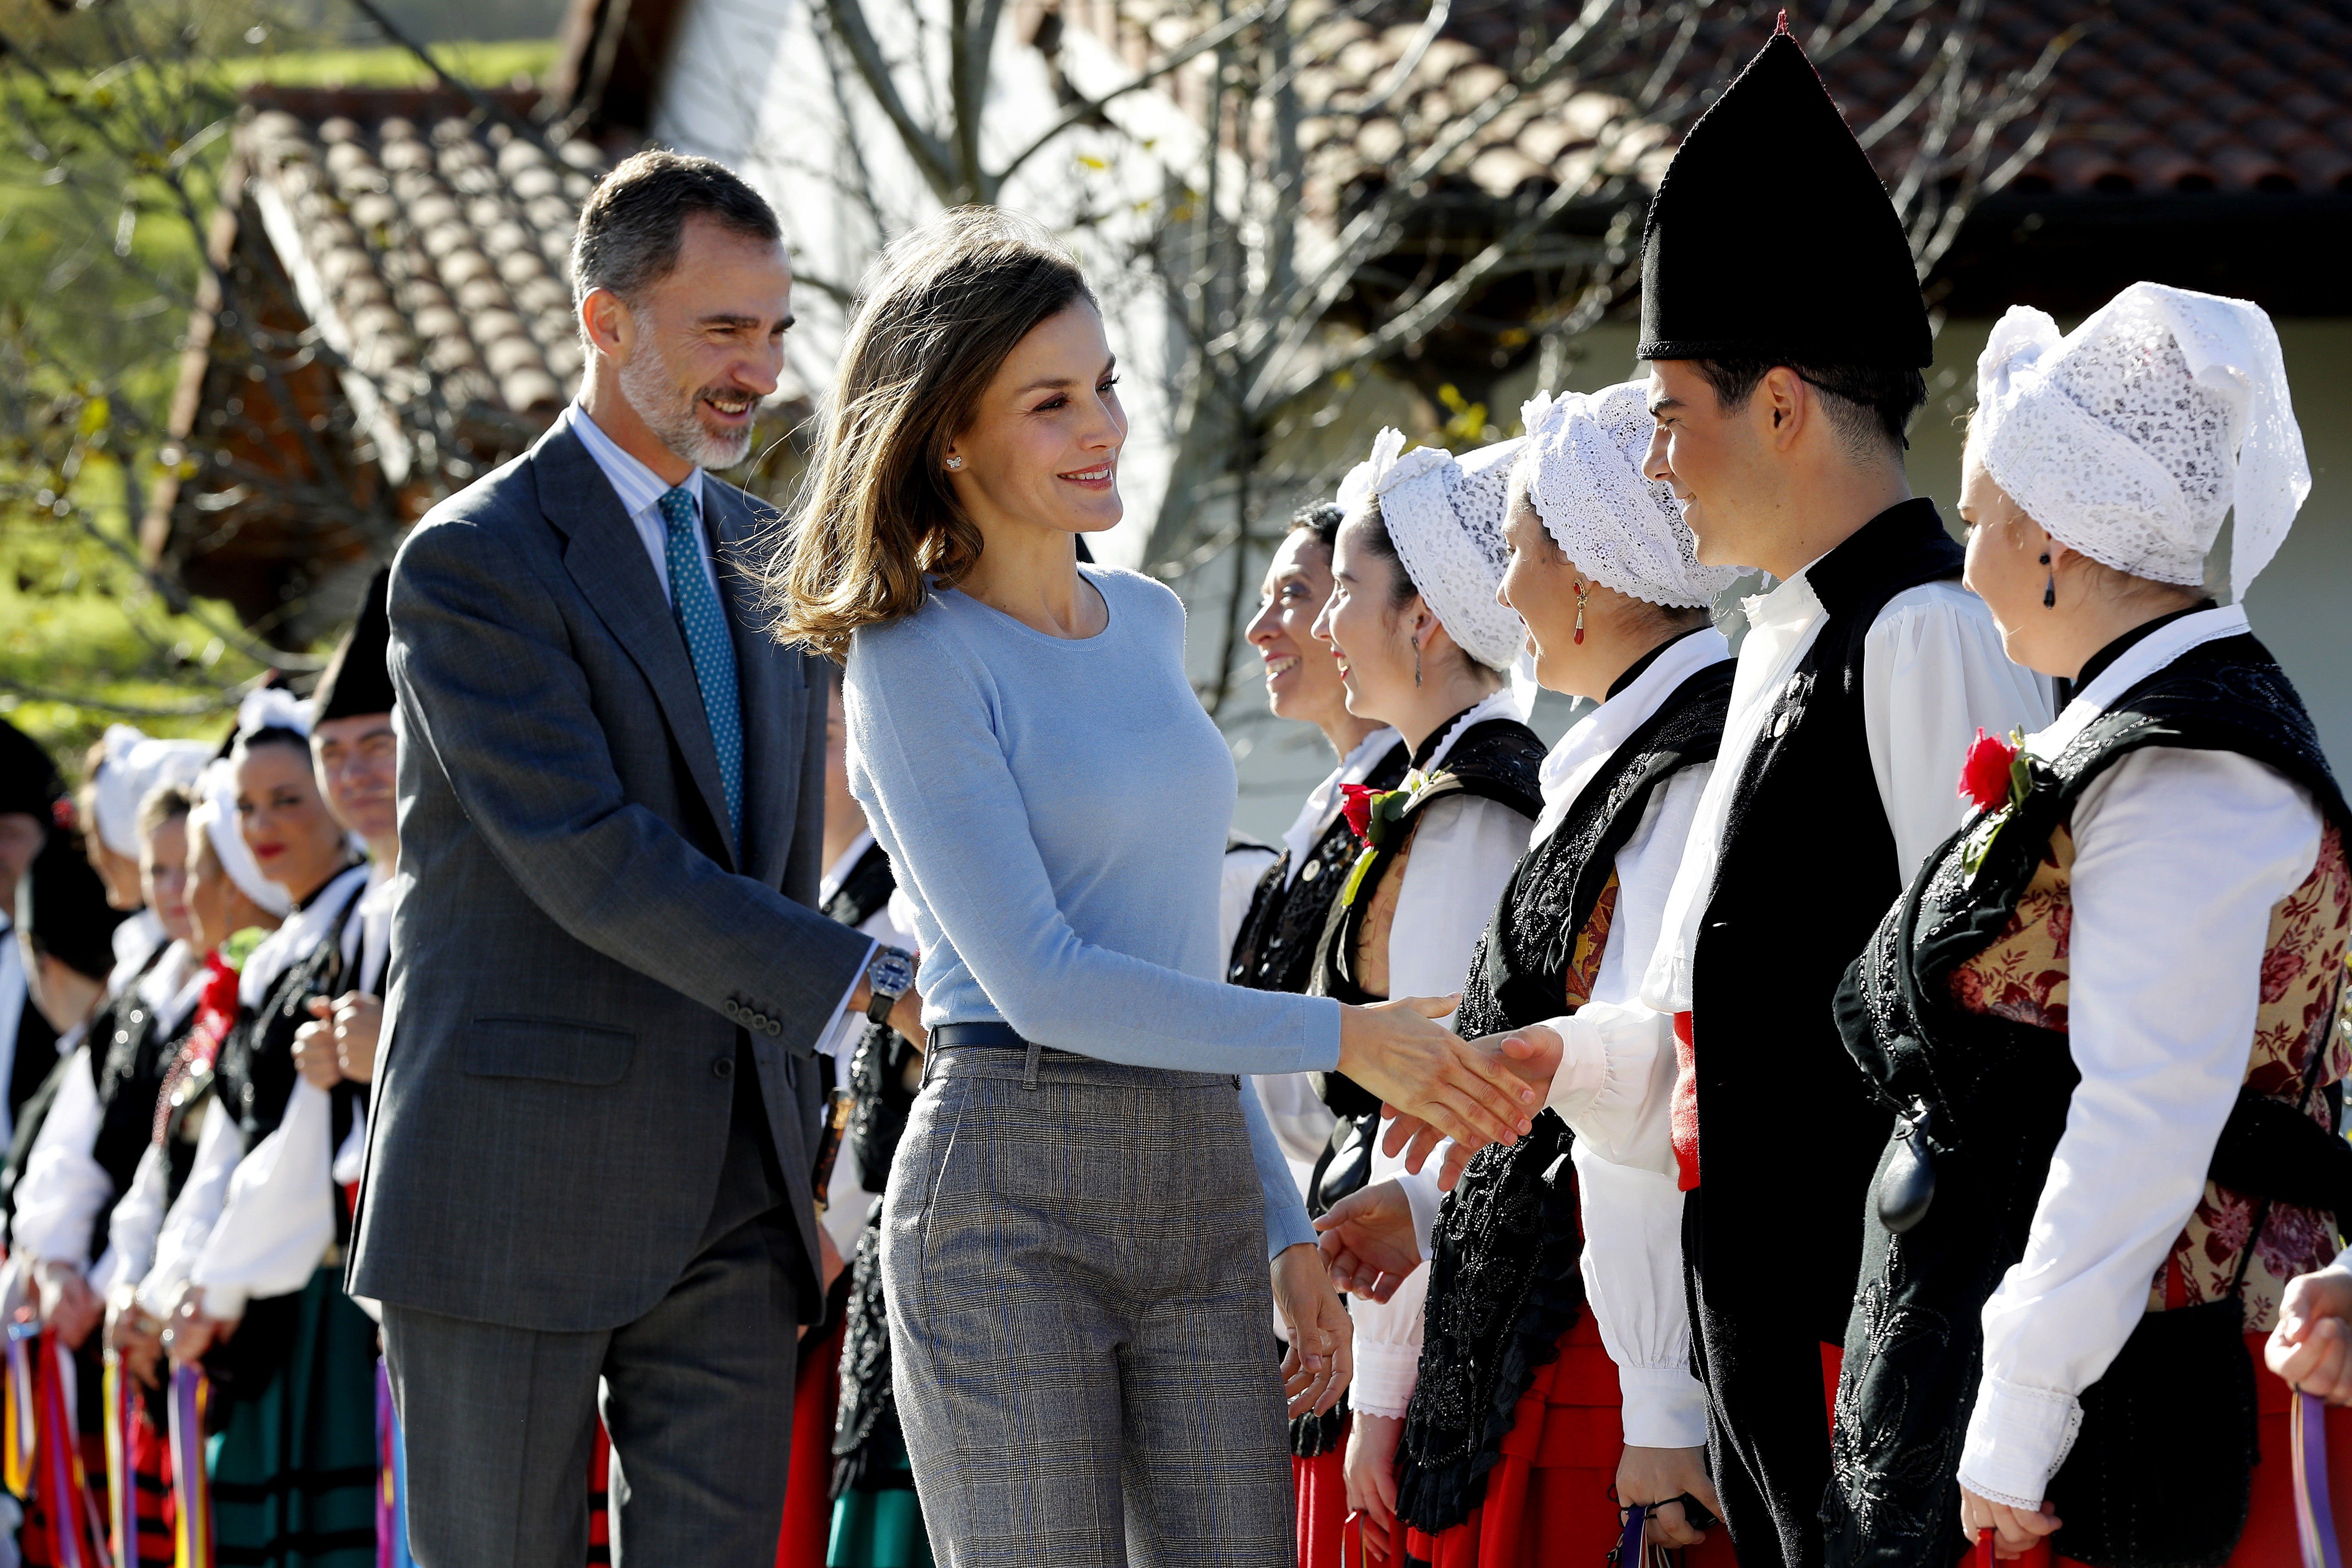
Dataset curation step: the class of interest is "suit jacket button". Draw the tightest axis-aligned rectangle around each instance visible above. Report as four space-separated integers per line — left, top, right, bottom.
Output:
723 1000 743 1021
713 1056 735 1080
764 1019 782 1038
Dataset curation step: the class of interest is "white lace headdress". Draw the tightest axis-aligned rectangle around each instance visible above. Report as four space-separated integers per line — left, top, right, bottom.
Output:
1513 382 1736 609
236 687 314 740
1973 281 2309 600
188 756 293 918
1335 429 1528 673
93 725 213 858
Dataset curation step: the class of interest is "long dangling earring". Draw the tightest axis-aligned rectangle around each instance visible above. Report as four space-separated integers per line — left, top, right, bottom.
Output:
1412 634 1423 688
2041 551 2055 609
1573 581 1590 646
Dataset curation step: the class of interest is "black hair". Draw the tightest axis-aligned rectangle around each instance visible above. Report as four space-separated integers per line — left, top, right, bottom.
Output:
1690 358 1928 455
571 150 784 311
233 726 311 759
1289 500 1345 555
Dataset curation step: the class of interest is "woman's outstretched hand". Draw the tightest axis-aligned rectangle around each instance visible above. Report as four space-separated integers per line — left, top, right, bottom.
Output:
1378 1024 1563 1187
1336 996 1537 1151
1314 1179 1422 1302
1274 1244 1353 1418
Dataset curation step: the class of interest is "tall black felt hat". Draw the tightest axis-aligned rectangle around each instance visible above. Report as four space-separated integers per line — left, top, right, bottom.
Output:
16 824 123 981
312 565 396 723
1636 18 1932 368
0 717 62 824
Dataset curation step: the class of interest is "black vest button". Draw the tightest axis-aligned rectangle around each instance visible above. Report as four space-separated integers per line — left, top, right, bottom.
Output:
712 1056 735 1080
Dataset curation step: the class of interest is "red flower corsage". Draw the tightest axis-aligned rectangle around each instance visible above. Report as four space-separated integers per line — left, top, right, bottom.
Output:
1340 783 1379 846
1957 729 2022 815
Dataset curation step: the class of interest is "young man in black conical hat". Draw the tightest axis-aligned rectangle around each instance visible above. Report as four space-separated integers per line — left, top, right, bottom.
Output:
1626 22 2053 1565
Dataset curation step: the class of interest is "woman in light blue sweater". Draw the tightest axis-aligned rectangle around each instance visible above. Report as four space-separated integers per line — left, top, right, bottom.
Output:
769 209 1539 1565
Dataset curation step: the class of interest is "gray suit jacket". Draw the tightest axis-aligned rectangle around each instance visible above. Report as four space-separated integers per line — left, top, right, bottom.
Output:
348 420 872 1333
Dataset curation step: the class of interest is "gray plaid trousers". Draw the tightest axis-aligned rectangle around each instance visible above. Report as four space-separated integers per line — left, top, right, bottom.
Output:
882 1044 1295 1567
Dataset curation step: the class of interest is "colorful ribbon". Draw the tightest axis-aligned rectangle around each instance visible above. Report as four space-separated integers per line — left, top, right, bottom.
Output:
32 1329 110 1568
167 1365 211 1568
2296 1390 2346 1568
5 1318 38 1498
104 1353 137 1568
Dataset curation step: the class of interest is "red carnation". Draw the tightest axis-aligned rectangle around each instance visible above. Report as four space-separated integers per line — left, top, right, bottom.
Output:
1341 783 1378 846
50 797 75 831
1957 729 2020 815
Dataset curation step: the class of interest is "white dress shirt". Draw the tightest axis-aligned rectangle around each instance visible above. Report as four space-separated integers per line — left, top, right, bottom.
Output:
1959 605 2322 1507
1644 573 2052 1014
565 403 721 611
1351 689 1539 1420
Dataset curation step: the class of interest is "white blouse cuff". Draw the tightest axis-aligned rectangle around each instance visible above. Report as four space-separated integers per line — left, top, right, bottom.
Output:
1616 1366 1709 1450
1353 1338 1422 1419
1957 1375 2082 1510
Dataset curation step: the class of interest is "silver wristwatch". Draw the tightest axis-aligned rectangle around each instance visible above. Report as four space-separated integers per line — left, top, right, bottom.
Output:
864 945 916 1026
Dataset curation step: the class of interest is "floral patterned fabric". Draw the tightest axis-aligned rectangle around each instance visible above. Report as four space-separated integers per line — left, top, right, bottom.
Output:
1947 818 2351 1328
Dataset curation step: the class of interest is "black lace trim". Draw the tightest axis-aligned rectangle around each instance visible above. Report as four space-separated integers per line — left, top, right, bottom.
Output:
830 1213 912 1495
1395 1112 1581 1534
1229 742 1412 997
823 841 896 930
1402 663 1730 1531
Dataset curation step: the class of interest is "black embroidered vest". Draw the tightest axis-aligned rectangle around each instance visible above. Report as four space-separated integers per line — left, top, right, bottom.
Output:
85 947 197 1265
214 873 369 1240
1397 663 1732 1534
1228 741 1413 998
1688 499 1970 1345
1826 635 2352 1568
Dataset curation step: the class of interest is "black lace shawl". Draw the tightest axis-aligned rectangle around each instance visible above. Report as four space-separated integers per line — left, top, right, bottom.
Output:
1396 664 1731 1534
827 840 920 1197
1826 634 2351 1567
214 874 368 1232
84 946 195 1265
1229 741 1412 998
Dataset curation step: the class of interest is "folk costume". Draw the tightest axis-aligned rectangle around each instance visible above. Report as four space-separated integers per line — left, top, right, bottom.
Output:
1302 432 1544 1566
3 824 134 1568
135 690 380 1568
1632 25 2054 1567
89 730 209 998
1829 286 2352 1568
1393 384 1738 1568
815 830 932 1568
1225 723 1405 1558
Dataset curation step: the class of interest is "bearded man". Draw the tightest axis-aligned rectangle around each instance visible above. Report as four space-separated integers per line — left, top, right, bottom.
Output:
353 152 920 1566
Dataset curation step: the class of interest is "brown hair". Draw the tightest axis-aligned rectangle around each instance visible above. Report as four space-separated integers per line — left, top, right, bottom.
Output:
764 208 1096 659
138 782 193 840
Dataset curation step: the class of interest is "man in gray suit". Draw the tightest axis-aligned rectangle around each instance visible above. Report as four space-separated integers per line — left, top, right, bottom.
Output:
353 152 917 1565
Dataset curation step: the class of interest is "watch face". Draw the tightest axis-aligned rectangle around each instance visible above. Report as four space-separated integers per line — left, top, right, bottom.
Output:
873 949 916 995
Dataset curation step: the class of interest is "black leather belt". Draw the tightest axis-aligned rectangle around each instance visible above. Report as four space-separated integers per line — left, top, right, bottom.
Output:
929 1022 1030 1050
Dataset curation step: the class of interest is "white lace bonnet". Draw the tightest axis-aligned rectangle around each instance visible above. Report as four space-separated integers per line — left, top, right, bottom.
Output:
1513 382 1737 609
92 725 212 858
1335 429 1528 673
1972 281 2309 600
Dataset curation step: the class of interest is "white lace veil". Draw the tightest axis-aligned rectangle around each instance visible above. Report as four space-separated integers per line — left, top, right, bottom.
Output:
1513 383 1736 609
1335 429 1529 673
1973 282 2308 600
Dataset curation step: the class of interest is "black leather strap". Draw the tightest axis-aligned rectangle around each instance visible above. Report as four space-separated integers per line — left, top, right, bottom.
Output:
928 1022 1028 1050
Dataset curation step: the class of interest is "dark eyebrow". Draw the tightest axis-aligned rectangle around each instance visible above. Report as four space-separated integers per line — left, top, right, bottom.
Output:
1018 355 1118 395
1648 393 1684 415
699 312 794 331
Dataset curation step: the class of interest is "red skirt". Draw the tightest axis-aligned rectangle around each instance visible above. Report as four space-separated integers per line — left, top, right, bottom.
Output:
775 1317 847 1568
1296 1422 1353 1568
2009 1330 2352 1568
1403 1314 1737 1568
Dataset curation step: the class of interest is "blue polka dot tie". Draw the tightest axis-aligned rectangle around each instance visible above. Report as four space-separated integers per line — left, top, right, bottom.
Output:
657 485 744 848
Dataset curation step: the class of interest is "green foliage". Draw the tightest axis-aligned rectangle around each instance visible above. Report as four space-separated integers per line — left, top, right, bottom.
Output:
0 15 552 776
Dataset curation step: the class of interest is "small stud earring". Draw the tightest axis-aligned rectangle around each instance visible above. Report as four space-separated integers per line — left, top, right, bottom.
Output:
1573 580 1590 646
944 456 964 471
2040 551 2055 609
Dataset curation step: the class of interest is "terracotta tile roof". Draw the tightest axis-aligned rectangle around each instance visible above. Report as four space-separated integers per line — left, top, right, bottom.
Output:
236 86 604 423
1084 0 2352 208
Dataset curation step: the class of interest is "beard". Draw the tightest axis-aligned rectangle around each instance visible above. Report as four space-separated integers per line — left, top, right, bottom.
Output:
619 346 755 471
